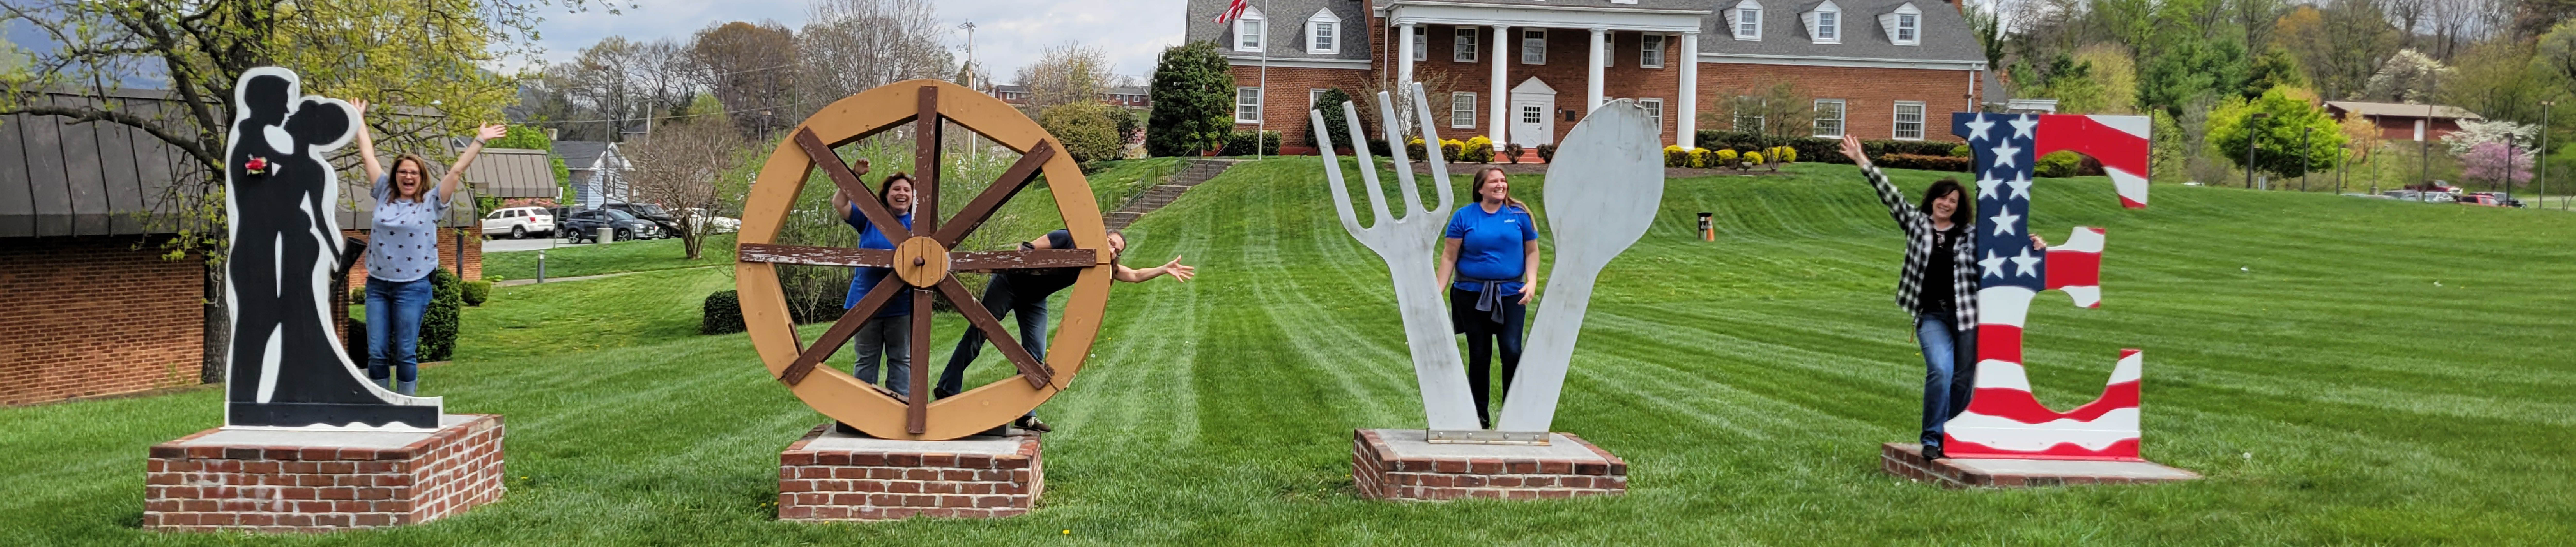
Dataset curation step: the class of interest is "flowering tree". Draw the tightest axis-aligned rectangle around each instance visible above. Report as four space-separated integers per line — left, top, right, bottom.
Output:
2461 142 2536 188
2441 119 2538 156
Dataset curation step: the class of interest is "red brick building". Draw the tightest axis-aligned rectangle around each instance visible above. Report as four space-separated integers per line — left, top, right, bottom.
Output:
2324 101 2483 142
1189 0 1990 151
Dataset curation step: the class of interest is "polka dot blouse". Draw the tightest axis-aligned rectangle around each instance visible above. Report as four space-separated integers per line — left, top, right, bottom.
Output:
368 174 449 282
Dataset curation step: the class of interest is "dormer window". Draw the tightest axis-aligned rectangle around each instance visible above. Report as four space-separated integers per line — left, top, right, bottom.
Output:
1804 2 1841 44
1233 7 1265 52
1881 3 1922 46
1730 1 1764 41
1306 10 1340 54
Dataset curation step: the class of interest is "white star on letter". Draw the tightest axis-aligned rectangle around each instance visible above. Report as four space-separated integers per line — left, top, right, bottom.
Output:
1979 250 2008 278
1990 207 2021 236
2009 115 2040 140
1976 172 2004 199
1964 113 1996 142
2007 172 2034 200
1989 143 2023 168
2010 247 2043 277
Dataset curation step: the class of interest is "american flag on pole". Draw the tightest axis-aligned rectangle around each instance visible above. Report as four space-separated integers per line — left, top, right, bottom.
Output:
1941 112 2153 461
1215 0 1251 23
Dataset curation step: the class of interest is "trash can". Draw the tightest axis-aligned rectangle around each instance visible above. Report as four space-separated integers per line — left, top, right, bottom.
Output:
598 226 615 244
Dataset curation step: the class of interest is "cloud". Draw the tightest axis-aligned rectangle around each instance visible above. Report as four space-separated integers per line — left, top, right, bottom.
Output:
518 0 1188 82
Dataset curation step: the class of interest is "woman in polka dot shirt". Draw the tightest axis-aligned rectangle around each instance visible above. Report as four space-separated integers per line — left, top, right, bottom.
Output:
350 99 506 395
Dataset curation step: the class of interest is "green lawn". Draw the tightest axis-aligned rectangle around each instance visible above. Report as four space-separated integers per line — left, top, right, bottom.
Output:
4 158 2572 545
480 233 739 281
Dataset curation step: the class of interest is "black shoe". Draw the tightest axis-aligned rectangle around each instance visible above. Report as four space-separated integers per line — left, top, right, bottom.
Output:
1013 415 1052 433
1921 445 1947 460
833 422 863 436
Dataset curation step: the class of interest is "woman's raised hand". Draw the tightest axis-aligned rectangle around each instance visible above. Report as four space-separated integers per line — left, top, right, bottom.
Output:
1837 134 1867 164
2029 234 2049 251
1161 256 1197 282
349 99 370 115
473 123 508 143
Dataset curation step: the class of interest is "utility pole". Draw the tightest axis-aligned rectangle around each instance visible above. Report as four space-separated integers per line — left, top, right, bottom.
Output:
2301 126 2313 192
2421 102 2434 200
2542 100 2557 211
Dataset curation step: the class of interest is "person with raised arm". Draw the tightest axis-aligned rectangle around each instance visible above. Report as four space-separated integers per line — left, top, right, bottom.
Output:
350 99 505 396
934 229 1196 432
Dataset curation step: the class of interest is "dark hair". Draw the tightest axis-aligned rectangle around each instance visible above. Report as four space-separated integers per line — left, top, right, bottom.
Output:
1471 167 1526 209
1921 178 1971 229
880 173 915 211
390 153 434 202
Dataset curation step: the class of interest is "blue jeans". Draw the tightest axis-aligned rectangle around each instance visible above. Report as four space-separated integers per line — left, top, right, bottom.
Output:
1915 313 1977 449
936 278 1049 401
365 276 433 384
851 316 912 397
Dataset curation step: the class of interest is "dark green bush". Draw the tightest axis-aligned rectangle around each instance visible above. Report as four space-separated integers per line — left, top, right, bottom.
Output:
1536 144 1557 162
1876 154 1974 172
2037 150 2085 178
1502 143 1523 163
1695 130 1959 165
1220 130 1281 156
1950 144 1974 157
1302 88 1357 148
419 269 462 362
462 280 492 306
702 290 746 335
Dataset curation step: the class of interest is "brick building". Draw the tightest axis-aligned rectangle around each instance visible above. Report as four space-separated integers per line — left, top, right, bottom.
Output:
2324 101 2483 142
1186 0 1990 151
3 90 487 406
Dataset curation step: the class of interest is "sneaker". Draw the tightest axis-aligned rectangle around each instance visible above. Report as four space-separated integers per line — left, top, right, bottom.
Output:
1921 445 1947 460
1013 416 1053 433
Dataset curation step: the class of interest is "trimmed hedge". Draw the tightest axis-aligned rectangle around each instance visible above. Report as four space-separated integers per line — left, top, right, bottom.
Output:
1877 154 1974 172
702 290 745 335
419 269 462 362
1692 131 1957 165
1221 130 1281 156
1536 144 1557 162
462 280 492 307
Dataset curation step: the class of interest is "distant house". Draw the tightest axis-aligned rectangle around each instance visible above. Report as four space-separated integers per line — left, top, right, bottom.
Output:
987 84 1155 109
992 85 1032 104
555 141 629 209
2325 101 2483 142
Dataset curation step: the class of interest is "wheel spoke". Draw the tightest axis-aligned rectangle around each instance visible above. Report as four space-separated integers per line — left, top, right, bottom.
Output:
913 85 942 238
907 289 934 434
778 279 904 386
794 128 909 241
950 248 1099 272
934 141 1055 247
934 276 1054 390
738 243 895 267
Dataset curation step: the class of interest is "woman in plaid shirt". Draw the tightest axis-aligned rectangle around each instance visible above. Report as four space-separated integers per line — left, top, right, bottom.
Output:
1836 136 2047 460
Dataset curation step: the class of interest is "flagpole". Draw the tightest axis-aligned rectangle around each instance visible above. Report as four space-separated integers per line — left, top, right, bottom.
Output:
1257 0 1269 160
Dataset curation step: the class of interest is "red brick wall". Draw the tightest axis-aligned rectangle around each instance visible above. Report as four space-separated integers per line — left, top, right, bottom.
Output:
1228 65 1374 147
1 236 206 405
1699 63 1977 143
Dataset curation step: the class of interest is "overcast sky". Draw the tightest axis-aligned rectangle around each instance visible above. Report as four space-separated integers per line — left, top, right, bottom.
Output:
522 0 1192 83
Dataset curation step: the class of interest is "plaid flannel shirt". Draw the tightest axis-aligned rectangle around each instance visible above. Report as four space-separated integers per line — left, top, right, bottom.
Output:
1858 164 1978 332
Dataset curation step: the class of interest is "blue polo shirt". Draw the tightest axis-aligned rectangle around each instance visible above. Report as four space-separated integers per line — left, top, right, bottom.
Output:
1444 203 1538 293
843 206 914 317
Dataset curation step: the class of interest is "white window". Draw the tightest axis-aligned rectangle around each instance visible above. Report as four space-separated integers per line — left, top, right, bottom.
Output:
1881 3 1922 46
1521 104 1544 124
1237 87 1263 124
1452 93 1478 129
1805 2 1842 44
1413 26 1428 62
1893 101 1925 140
1641 34 1665 68
1640 98 1664 127
1731 0 1764 41
1813 99 1846 137
1307 11 1340 54
1233 8 1265 52
1454 27 1480 62
1522 29 1547 64
1311 88 1327 109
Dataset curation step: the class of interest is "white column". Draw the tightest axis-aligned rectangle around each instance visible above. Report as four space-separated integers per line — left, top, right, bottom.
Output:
1490 25 1511 146
1587 28 1608 113
1397 23 1417 90
1676 32 1699 149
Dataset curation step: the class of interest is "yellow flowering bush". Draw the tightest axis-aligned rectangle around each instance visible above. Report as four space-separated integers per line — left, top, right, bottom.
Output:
1463 136 1495 162
1664 145 1692 167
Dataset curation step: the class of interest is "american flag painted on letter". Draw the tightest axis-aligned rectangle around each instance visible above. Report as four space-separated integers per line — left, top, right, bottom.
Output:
1942 113 2150 461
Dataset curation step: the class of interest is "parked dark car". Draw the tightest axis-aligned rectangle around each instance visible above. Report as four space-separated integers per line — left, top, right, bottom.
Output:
601 203 685 237
557 208 660 243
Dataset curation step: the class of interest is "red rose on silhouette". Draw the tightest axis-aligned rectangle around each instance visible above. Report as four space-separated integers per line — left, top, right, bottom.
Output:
243 156 270 175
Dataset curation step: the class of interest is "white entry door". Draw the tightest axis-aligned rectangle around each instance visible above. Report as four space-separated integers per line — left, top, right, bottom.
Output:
1508 77 1557 146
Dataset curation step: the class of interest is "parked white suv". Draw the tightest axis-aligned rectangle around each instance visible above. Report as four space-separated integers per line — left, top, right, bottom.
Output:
481 207 555 239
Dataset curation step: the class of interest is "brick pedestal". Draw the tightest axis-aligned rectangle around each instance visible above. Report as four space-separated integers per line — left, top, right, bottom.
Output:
1352 428 1627 501
145 414 505 532
1881 443 2200 488
777 425 1041 521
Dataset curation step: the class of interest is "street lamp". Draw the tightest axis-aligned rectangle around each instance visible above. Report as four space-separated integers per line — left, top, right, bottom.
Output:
2542 100 2557 211
2248 112 2270 189
2302 126 2314 192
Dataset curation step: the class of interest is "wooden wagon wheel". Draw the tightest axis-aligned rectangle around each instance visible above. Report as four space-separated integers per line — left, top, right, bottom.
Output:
734 79 1112 440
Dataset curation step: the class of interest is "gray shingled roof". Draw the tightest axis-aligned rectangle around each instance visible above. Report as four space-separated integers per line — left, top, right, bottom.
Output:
555 141 614 170
1186 0 1374 61
1702 0 1983 63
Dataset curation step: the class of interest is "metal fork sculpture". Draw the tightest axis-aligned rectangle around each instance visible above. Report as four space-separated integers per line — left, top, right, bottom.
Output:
1313 85 1480 431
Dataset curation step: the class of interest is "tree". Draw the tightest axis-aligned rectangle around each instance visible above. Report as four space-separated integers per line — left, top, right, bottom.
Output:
624 113 750 260
1036 102 1123 164
1016 42 1117 114
2065 43 2141 113
798 0 954 111
2441 119 2538 155
1303 88 1357 149
2209 87 2349 178
2543 21 2576 85
690 21 801 140
1713 82 1813 168
0 0 572 383
1964 2 2008 69
2278 0 2401 101
2360 49 2450 102
2240 46 2307 100
1145 41 1234 157
2460 141 2536 188
2439 41 2558 124
2139 36 2247 117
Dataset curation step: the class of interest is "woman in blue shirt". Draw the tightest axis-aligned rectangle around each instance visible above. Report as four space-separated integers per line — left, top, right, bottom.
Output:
350 99 505 396
832 168 917 399
1438 167 1541 429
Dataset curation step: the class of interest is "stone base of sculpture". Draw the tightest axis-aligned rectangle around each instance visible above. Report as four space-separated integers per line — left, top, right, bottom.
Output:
144 414 505 532
1880 443 2198 488
776 424 1041 521
1352 428 1627 501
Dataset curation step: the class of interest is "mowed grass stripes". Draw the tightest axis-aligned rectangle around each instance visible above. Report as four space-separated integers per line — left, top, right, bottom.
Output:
1 158 2569 545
